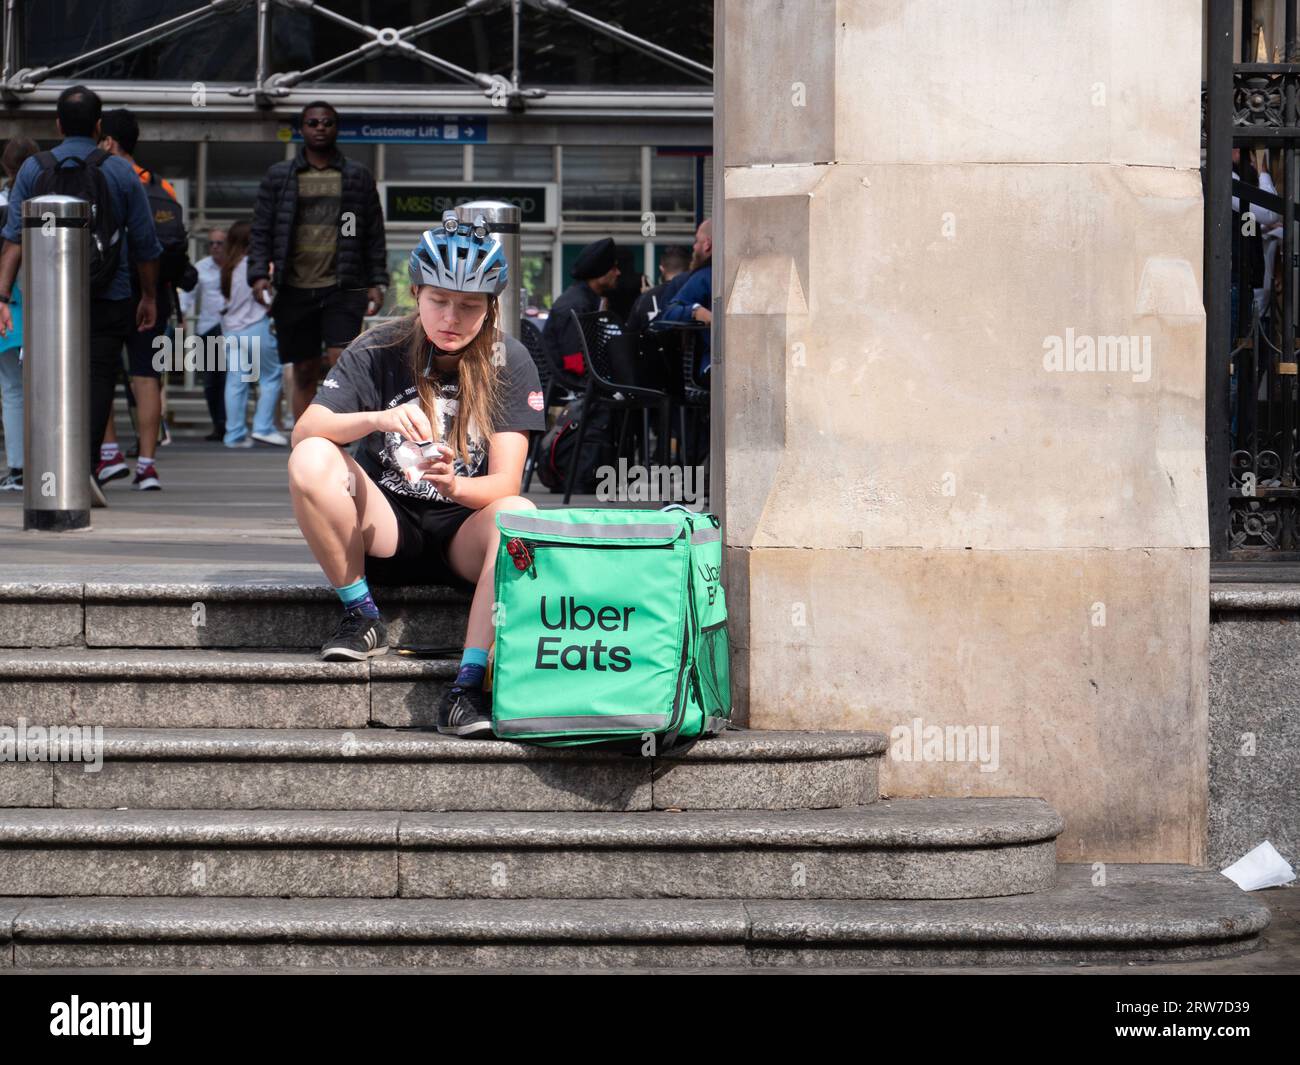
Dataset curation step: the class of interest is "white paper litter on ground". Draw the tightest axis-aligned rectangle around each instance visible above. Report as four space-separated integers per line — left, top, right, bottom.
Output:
1220 841 1296 891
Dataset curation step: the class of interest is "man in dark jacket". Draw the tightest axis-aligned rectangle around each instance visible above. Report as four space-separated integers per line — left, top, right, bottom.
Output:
625 244 691 335
249 100 387 418
541 237 620 377
656 219 714 372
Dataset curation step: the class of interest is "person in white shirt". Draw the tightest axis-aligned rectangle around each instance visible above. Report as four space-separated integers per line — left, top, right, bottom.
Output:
218 221 285 447
179 227 227 440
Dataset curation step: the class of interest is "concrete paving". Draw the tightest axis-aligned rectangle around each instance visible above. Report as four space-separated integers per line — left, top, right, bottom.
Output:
0 438 614 581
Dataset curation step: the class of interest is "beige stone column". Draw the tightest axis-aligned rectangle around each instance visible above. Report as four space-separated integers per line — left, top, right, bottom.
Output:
718 0 1208 862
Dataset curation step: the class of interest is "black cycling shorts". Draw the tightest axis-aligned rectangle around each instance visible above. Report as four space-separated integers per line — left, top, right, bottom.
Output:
364 488 477 592
122 302 167 378
272 284 369 364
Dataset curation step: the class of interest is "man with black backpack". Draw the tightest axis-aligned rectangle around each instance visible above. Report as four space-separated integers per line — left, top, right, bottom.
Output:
0 85 163 498
96 108 197 492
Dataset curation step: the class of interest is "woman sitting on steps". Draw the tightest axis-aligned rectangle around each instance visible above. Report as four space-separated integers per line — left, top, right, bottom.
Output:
288 211 546 737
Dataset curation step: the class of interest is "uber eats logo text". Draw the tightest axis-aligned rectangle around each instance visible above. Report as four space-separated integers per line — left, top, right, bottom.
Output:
698 560 720 606
536 596 634 672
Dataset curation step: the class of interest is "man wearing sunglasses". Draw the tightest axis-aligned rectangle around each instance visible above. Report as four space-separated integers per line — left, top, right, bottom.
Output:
248 101 388 421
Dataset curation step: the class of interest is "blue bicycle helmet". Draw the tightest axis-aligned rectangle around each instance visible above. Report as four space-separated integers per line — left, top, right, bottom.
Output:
409 209 509 297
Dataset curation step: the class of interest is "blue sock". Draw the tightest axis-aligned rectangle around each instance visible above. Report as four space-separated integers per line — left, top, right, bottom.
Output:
455 647 489 688
337 577 380 618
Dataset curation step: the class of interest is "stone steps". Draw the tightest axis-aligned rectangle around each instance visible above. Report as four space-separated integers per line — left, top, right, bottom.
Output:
0 801 1060 899
0 574 1275 970
0 649 462 728
0 865 1269 969
0 799 1059 900
0 581 469 650
1 728 884 812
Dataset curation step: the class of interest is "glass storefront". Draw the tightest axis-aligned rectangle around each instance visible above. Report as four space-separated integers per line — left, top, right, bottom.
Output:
384 145 465 182
561 146 642 221
474 145 554 183
204 143 286 215
155 140 703 308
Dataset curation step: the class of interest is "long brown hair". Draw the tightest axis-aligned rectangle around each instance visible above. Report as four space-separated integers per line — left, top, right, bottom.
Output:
220 220 252 299
399 292 503 466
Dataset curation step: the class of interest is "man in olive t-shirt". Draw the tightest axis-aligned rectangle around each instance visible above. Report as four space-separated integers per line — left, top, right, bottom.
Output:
286 165 342 288
249 100 388 420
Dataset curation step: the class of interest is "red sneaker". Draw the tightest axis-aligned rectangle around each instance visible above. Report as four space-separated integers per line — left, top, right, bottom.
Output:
95 453 129 485
132 463 161 491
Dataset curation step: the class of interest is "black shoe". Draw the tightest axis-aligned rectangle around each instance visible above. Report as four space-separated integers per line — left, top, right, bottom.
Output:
204 429 223 442
321 610 389 661
436 683 495 738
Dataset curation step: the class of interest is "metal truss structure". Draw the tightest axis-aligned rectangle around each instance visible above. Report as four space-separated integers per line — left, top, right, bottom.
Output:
0 0 712 117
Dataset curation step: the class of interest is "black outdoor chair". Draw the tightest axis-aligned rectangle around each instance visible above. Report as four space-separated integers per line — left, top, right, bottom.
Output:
519 317 567 492
648 319 711 467
563 309 672 504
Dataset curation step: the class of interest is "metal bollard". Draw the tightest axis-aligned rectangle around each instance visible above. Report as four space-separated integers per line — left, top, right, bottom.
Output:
456 200 520 339
21 194 91 531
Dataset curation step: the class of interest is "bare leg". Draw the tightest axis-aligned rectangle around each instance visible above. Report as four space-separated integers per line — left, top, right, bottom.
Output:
277 363 295 430
131 376 162 461
102 409 118 448
445 495 537 651
291 355 323 421
287 437 400 587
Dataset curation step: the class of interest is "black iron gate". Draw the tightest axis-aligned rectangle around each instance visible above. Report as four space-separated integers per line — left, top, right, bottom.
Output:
1206 0 1300 556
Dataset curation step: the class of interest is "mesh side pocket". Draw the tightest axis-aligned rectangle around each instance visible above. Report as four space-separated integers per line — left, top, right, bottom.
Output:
697 622 732 718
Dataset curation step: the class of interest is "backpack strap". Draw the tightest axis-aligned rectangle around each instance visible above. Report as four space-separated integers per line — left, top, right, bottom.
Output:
84 148 111 170
34 150 59 172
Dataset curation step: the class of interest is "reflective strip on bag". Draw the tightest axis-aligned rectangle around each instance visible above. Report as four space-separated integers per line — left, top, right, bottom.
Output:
497 513 683 541
494 713 672 734
689 527 720 545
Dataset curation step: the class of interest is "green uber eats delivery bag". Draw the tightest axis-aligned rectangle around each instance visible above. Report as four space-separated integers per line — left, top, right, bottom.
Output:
491 506 732 752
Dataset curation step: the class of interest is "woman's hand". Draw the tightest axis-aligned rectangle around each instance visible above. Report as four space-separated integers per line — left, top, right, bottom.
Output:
373 401 433 441
418 444 458 499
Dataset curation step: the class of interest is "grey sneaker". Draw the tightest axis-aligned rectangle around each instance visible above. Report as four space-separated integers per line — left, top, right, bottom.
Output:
321 609 389 661
436 683 495 738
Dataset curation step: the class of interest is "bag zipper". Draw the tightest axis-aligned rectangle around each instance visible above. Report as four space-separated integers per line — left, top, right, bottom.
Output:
505 528 693 744
507 535 678 578
661 553 699 750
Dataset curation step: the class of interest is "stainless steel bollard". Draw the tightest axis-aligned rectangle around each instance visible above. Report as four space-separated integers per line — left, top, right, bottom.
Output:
21 194 91 531
456 200 520 339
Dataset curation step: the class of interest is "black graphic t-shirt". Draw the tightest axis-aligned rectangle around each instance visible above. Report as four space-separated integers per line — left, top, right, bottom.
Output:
310 318 546 506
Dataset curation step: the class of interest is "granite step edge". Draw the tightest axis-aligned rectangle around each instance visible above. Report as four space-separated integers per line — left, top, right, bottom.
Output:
0 799 1062 848
2 864 1269 949
62 727 888 762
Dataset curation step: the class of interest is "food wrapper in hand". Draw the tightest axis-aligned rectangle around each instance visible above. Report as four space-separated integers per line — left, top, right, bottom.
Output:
394 438 452 484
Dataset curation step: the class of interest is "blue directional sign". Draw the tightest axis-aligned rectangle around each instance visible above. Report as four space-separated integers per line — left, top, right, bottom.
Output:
287 115 488 144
